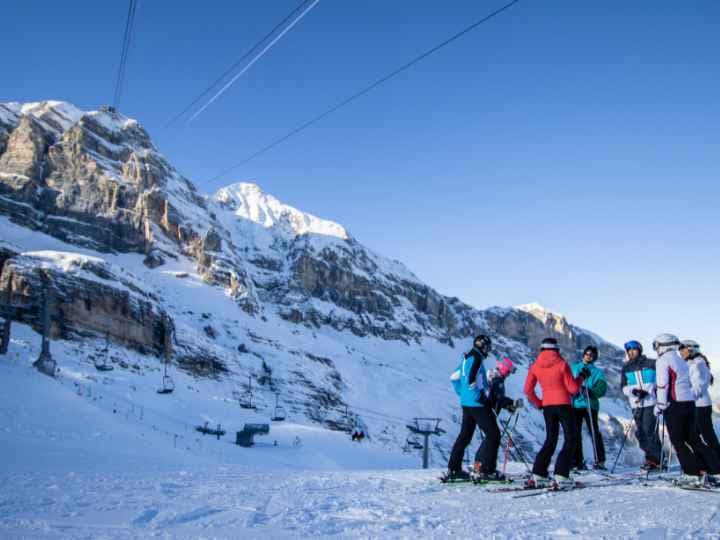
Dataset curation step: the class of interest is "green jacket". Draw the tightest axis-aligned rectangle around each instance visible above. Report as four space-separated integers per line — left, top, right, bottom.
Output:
570 360 607 411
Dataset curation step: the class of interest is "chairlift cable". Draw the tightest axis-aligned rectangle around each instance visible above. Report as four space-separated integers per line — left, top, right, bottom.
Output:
164 0 316 128
204 0 522 183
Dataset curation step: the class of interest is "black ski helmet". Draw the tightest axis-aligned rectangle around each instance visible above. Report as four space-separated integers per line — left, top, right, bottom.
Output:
473 334 492 355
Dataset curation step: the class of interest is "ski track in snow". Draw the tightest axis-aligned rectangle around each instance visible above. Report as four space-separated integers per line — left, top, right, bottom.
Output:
2 468 720 538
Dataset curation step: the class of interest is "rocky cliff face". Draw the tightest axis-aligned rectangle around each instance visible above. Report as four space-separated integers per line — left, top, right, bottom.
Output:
0 101 629 454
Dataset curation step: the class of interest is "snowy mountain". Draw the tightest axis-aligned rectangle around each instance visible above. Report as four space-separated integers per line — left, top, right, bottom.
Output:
1 100 635 469
5 99 716 537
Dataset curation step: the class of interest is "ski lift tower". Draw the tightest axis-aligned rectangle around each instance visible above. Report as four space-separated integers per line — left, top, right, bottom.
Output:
406 417 445 469
33 272 57 377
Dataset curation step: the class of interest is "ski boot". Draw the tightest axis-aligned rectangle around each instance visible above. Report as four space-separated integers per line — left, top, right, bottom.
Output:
474 470 507 484
593 462 607 471
700 473 720 488
524 474 550 489
552 475 576 490
641 459 660 472
574 461 589 472
440 469 470 483
673 474 702 487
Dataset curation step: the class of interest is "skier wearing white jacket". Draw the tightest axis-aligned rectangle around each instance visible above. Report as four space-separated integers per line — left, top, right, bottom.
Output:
654 333 720 484
680 340 720 462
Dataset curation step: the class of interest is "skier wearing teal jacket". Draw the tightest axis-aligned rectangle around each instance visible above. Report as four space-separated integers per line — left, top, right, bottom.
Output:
570 346 608 469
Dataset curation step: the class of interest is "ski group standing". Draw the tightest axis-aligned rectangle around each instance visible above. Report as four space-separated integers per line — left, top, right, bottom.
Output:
444 333 719 489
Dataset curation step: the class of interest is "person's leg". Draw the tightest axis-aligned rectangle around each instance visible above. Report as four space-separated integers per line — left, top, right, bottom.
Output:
642 406 662 465
555 406 577 478
473 407 501 473
572 408 585 467
688 404 720 475
448 408 477 472
697 406 720 462
665 403 699 476
533 407 559 477
591 408 606 464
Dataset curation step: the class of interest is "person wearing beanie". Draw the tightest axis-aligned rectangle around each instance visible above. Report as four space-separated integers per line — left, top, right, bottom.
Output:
487 356 521 415
523 337 590 488
654 333 720 486
620 340 662 470
443 335 502 482
680 340 720 462
570 345 607 470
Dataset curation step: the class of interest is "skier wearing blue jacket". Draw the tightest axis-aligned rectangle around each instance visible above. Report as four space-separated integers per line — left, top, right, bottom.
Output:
442 335 501 482
570 346 607 470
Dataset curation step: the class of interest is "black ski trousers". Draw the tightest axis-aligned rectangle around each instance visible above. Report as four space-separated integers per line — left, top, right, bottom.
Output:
532 405 576 478
572 407 605 466
695 406 720 463
448 406 500 473
633 405 661 464
664 401 720 475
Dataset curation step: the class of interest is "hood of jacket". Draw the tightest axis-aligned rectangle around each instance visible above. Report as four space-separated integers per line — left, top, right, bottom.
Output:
535 350 566 369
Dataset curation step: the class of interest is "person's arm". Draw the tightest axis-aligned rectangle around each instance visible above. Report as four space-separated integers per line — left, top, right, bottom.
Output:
592 369 608 399
524 367 542 409
563 362 583 395
655 356 669 411
621 366 633 398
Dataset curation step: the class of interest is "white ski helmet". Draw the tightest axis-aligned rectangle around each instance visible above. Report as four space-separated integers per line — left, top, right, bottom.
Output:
681 339 700 353
653 333 680 355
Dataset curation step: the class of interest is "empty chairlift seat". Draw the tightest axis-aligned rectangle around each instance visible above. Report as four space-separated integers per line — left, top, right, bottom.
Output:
236 423 270 447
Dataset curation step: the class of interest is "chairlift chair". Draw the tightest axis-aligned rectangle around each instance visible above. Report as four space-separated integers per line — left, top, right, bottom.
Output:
94 356 114 372
271 394 286 421
239 374 256 409
157 362 175 395
94 334 114 371
157 374 175 394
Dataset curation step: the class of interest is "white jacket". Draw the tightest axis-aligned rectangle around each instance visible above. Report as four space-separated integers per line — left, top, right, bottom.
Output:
656 349 695 411
688 355 713 408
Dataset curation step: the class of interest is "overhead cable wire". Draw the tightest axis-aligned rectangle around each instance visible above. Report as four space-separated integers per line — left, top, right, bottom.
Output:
204 0 521 184
187 0 321 123
113 0 138 111
164 0 317 128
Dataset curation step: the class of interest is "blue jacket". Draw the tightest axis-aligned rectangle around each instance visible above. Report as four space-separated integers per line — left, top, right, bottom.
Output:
570 361 607 411
451 351 489 407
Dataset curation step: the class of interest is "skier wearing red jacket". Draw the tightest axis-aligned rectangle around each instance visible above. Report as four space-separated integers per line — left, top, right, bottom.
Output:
524 338 590 488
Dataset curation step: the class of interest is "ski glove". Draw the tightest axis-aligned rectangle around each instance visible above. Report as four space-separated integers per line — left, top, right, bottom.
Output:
632 388 650 399
578 366 592 380
653 404 665 417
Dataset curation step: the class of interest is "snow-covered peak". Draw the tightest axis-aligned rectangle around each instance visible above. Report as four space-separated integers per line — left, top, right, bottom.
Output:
214 182 349 240
517 302 566 321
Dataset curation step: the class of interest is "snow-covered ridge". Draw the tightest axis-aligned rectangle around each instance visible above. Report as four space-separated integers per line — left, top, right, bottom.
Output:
0 100 138 137
214 182 349 241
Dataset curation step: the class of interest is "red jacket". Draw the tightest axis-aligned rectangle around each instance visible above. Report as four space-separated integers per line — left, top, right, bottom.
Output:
524 350 583 408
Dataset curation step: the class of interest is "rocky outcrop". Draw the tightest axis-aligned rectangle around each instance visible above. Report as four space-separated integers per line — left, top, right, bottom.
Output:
0 252 171 356
0 101 257 309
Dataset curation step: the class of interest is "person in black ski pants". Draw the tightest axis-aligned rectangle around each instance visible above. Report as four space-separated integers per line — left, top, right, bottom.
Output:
445 335 501 481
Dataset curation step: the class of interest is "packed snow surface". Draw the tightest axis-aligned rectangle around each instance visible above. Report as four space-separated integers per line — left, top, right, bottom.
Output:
2 336 720 539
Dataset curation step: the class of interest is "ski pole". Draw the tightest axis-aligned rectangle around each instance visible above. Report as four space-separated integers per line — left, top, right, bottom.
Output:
492 408 532 473
610 421 633 474
584 386 600 466
658 412 666 473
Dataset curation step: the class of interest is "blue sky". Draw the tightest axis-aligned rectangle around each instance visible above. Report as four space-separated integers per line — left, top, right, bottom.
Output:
2 1 719 360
